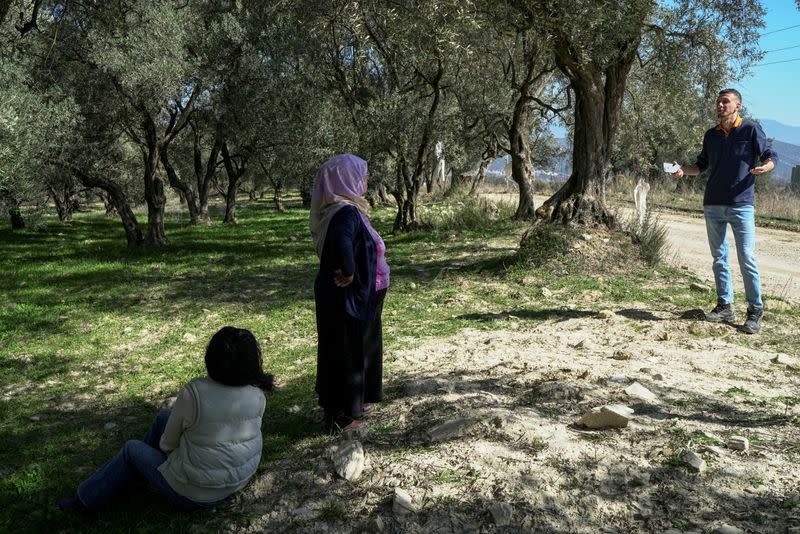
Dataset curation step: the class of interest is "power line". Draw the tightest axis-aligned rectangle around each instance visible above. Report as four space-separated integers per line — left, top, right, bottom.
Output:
753 56 800 66
764 43 800 53
760 23 800 36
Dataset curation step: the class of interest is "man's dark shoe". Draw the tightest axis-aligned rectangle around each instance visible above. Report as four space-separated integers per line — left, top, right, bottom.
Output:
740 307 763 334
705 303 736 323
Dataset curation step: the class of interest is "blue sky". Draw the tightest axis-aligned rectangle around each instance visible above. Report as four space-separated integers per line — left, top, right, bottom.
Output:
738 0 800 127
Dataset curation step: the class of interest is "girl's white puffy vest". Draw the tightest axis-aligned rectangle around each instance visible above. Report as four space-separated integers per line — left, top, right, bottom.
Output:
159 377 266 501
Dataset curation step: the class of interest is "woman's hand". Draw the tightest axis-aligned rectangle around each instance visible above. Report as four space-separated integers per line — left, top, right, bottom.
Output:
334 269 354 287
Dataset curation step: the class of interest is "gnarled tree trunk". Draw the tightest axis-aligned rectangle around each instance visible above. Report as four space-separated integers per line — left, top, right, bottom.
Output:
221 142 248 224
160 144 199 224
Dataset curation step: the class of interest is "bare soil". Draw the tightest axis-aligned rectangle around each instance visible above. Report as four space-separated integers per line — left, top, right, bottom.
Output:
207 216 800 534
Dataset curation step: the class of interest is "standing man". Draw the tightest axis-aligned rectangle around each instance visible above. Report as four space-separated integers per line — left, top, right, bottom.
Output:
672 88 777 334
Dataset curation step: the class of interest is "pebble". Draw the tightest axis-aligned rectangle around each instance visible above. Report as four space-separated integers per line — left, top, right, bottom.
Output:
427 417 477 443
489 502 513 526
612 350 632 361
393 487 415 514
29 415 41 422
541 287 553 298
727 435 750 451
581 233 592 241
690 282 711 292
520 276 537 286
624 382 657 403
609 375 630 384
577 404 634 429
652 373 664 381
771 354 797 368
680 450 707 473
597 309 615 319
658 331 671 341
104 422 118 431
182 333 197 343
409 282 417 290
332 440 365 481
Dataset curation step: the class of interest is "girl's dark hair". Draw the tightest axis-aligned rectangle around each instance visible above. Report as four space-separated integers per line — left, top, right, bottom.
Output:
205 326 275 392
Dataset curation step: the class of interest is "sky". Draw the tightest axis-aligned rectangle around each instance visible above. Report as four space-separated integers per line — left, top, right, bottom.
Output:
738 0 800 127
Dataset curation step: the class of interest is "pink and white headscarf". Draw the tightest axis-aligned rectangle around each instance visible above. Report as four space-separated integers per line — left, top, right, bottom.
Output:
310 154 390 290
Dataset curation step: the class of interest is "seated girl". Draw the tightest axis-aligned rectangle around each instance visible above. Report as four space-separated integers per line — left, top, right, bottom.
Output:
58 326 274 513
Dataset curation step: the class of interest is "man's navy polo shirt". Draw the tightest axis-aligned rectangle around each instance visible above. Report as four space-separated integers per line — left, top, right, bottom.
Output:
695 117 778 207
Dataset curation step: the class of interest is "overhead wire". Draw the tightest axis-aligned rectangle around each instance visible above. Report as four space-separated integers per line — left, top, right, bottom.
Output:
764 43 800 53
759 23 800 36
752 57 800 67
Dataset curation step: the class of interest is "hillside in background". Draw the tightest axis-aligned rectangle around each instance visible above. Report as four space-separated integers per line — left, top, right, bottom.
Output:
761 118 800 145
772 139 800 183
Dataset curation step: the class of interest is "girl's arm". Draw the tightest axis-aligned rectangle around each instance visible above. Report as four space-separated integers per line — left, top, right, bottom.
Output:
159 385 197 453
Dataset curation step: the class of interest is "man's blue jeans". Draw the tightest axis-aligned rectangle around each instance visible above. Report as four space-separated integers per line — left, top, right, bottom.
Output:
77 409 219 512
704 204 763 310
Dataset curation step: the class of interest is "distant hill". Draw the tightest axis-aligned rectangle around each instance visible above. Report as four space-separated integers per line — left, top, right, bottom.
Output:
772 139 800 183
761 119 800 146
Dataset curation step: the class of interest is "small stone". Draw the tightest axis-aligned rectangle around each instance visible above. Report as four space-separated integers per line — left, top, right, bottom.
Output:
771 354 797 368
427 417 477 443
577 404 634 429
612 350 632 361
658 331 672 341
690 282 711 292
700 445 725 456
652 373 664 381
393 488 415 515
29 415 41 422
104 422 118 431
287 405 301 414
409 282 417 290
489 502 513 526
581 233 592 241
680 450 707 473
123 326 134 334
727 435 750 451
202 308 212 314
404 378 446 395
541 287 553 298
289 235 298 242
182 332 198 343
609 375 630 384
624 382 657 403
597 309 614 319
332 440 365 481
711 525 745 534
520 276 537 286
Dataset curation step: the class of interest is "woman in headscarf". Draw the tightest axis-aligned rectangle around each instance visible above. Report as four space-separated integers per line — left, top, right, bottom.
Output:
310 154 390 432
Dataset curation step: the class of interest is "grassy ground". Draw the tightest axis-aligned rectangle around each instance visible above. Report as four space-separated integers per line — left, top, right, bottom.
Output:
0 196 796 533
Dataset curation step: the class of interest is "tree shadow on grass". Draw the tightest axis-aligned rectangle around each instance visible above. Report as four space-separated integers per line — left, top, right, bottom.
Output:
456 308 596 323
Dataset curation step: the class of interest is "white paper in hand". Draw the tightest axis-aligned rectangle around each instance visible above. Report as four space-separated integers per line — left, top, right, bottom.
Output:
662 162 680 173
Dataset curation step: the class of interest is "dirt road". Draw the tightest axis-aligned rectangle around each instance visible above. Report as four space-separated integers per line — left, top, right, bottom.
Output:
490 193 800 302
655 210 800 303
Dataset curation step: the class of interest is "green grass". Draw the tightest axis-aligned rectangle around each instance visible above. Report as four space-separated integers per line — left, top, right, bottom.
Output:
0 194 797 532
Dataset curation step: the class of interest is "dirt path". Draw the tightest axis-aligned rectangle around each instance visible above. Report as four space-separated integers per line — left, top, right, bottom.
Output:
656 210 800 304
488 193 800 303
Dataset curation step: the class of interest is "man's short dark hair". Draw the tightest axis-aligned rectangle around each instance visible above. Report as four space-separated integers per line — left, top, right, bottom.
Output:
718 88 742 103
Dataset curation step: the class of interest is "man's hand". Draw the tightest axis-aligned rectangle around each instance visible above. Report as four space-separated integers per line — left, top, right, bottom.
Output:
670 161 684 178
334 269 354 287
750 159 774 175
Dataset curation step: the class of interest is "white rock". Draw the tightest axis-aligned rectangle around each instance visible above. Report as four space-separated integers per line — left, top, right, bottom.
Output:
597 309 614 319
690 282 711 292
581 233 592 241
182 332 197 342
577 405 634 429
332 440 365 481
287 405 301 414
489 502 513 526
393 487 415 514
771 354 797 368
104 422 118 431
541 287 553 298
624 382 657 403
427 417 477 443
727 435 750 451
409 282 417 290
680 450 707 473
609 375 630 384
712 525 745 534
29 415 41 422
